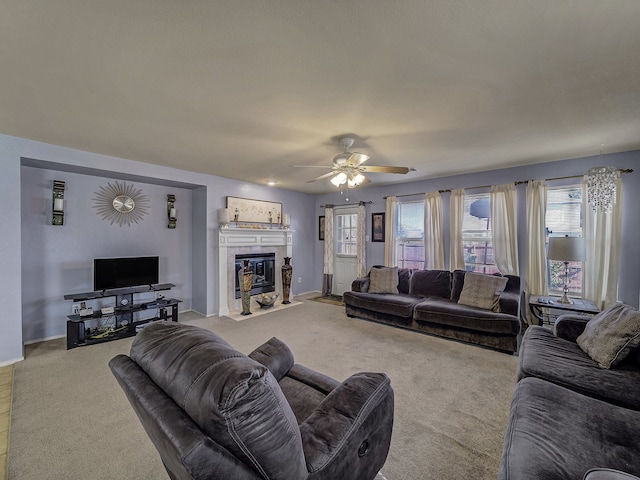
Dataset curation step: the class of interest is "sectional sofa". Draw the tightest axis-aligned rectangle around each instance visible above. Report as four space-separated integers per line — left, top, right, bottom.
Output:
500 304 640 479
343 267 522 354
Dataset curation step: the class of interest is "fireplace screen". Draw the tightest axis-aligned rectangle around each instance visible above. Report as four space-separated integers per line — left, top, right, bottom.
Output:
235 253 276 299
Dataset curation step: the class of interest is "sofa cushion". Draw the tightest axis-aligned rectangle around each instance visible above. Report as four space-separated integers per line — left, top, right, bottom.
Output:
409 269 452 298
450 269 466 302
577 302 640 368
343 291 420 319
398 268 413 294
369 267 399 294
518 326 640 410
413 297 520 335
457 272 507 311
498 377 640 480
130 322 307 480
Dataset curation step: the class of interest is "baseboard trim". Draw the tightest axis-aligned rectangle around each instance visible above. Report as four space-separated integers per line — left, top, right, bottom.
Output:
0 356 24 367
23 334 65 346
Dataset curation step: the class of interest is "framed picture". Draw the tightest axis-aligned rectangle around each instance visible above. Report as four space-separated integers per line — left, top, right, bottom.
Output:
318 216 325 241
372 212 385 242
226 196 282 224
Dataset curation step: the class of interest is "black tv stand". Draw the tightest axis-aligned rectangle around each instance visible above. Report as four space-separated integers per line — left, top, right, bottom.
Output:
64 283 181 349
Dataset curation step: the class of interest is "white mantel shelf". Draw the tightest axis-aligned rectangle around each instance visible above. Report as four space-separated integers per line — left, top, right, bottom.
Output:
216 228 293 316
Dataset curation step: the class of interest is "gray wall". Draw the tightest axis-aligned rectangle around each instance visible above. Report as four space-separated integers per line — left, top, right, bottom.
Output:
313 150 640 308
20 166 194 342
0 134 316 364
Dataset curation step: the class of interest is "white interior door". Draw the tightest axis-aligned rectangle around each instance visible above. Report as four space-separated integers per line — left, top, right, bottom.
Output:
333 208 358 296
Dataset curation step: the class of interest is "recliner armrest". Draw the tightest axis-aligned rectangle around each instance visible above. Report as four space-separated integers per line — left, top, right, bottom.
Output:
248 337 294 380
584 469 640 480
554 314 590 342
300 372 394 479
351 277 370 293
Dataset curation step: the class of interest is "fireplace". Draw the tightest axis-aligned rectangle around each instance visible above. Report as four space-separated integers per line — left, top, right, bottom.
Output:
235 253 276 299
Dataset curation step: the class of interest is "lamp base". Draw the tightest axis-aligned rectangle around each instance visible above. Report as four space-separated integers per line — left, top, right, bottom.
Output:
557 291 573 304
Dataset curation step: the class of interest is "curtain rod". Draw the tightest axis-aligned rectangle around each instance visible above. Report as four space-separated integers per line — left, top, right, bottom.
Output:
321 201 372 208
384 169 633 199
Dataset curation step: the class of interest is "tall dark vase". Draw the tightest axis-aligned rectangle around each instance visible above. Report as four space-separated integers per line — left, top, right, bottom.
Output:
239 260 253 315
281 257 292 304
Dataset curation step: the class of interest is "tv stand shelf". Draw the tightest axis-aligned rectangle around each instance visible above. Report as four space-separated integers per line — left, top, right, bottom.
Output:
64 284 180 350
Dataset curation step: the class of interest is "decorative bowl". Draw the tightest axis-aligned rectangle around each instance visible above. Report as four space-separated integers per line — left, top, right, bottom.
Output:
256 292 279 309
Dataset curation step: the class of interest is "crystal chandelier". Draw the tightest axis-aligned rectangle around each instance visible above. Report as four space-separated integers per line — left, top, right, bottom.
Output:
586 166 618 213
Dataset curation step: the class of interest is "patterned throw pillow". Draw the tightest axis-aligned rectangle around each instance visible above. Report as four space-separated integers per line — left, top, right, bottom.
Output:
577 302 640 369
368 267 399 294
457 272 508 311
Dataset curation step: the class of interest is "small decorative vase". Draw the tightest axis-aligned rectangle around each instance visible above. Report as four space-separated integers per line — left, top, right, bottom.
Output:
239 260 253 315
281 257 293 304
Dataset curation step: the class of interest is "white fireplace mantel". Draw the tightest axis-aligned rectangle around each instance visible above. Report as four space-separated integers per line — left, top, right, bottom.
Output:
216 228 293 316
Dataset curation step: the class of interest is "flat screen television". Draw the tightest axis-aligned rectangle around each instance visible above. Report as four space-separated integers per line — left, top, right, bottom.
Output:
94 256 159 291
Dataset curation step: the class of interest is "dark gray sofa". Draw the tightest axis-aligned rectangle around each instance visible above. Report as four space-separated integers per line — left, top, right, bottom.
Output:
109 322 394 480
343 268 521 354
499 314 640 480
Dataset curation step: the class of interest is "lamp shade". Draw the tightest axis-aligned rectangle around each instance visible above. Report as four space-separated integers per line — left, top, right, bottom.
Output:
548 236 586 262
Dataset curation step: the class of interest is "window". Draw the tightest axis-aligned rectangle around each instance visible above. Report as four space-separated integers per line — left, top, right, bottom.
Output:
395 201 424 269
462 193 499 274
546 185 583 295
336 213 357 255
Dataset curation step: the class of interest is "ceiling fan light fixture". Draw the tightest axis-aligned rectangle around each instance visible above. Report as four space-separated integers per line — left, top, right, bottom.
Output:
348 173 366 188
331 172 347 187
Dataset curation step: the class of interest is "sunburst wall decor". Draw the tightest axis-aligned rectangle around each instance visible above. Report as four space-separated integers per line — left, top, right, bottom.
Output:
93 181 149 227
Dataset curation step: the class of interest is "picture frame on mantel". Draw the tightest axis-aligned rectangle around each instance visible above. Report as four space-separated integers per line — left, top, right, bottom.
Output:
372 212 385 242
318 216 325 241
226 196 282 224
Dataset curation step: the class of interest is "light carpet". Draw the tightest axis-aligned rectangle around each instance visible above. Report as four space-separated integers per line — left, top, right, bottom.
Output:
8 294 517 480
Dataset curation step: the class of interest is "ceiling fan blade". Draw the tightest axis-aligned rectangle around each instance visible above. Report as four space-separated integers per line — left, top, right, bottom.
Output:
359 165 410 174
307 171 338 183
347 152 370 166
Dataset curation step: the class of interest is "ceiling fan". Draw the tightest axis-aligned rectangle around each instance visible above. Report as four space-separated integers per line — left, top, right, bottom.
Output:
299 136 411 188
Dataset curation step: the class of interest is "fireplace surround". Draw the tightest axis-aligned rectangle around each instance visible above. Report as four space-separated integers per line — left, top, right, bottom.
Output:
216 228 293 316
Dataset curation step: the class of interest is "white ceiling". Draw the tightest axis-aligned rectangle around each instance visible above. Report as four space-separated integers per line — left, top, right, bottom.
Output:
2 1 640 193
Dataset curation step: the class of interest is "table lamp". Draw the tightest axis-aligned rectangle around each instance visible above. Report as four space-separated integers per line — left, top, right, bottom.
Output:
548 236 586 304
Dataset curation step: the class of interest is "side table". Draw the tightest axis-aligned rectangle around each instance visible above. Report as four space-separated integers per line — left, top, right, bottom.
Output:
529 295 600 326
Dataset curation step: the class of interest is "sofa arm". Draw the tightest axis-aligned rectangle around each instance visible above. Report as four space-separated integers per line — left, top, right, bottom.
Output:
498 291 520 317
351 277 370 293
554 314 590 342
584 469 640 480
300 372 394 479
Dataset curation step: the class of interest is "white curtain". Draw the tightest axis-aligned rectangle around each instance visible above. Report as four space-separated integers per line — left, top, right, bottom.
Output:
424 191 445 270
526 180 548 324
449 189 466 271
322 206 334 296
491 183 519 275
384 196 397 267
356 202 367 278
583 172 622 309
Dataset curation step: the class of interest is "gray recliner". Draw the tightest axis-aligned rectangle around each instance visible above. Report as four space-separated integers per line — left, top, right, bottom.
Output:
109 322 394 480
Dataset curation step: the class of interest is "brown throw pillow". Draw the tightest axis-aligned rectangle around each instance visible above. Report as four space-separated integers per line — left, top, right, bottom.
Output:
457 272 508 311
577 302 640 369
369 267 399 294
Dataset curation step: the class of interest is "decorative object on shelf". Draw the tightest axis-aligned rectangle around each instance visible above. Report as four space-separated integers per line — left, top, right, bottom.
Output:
218 208 230 228
586 166 618 212
93 181 149 227
281 257 293 304
167 194 177 229
282 213 290 230
226 196 282 224
372 212 385 242
52 180 65 226
548 235 586 304
256 292 279 309
239 260 253 315
319 216 325 241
